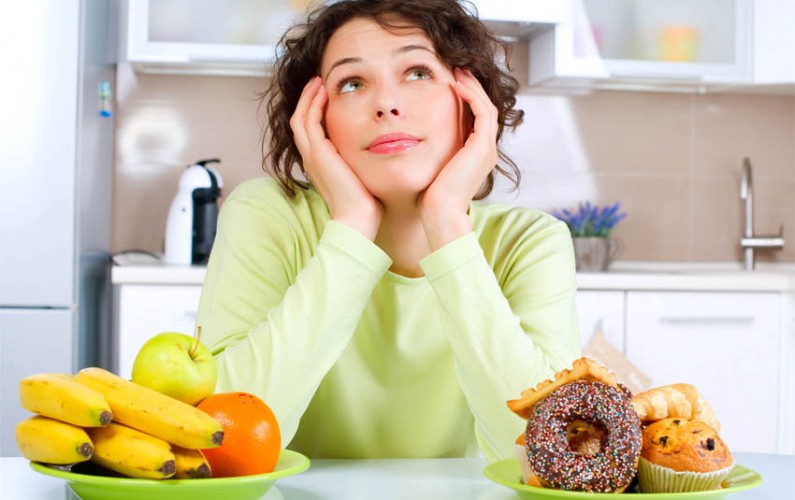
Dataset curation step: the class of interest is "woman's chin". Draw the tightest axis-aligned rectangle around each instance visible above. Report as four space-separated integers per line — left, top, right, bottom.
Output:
367 170 443 200
370 180 435 204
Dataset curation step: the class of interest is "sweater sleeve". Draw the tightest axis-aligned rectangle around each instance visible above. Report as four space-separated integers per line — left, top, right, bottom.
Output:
419 218 581 462
195 188 392 446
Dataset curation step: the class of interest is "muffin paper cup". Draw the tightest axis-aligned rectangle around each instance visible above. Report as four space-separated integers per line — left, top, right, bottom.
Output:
638 457 734 493
513 443 532 485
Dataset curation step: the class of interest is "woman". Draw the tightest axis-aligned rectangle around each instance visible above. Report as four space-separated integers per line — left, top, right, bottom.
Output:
196 0 580 461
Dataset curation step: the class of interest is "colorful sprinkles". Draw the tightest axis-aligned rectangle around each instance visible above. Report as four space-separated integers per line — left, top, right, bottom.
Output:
525 380 642 493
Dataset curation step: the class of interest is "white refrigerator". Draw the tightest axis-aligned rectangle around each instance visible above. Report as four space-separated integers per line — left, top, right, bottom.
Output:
0 0 115 455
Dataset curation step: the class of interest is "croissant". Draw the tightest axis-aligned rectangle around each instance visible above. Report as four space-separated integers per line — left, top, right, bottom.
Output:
631 383 720 432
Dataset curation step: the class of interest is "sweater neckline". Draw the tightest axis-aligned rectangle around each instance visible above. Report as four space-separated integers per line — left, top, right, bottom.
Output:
383 270 427 285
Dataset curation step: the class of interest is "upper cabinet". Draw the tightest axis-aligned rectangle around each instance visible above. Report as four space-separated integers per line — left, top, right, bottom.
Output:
528 0 795 92
122 0 794 92
122 0 567 76
122 0 314 76
468 0 566 38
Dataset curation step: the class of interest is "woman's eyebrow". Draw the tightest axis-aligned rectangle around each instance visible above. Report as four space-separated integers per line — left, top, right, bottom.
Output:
395 44 435 57
324 56 361 81
323 44 435 81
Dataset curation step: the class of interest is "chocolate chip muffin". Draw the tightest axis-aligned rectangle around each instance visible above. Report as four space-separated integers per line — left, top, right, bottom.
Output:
638 418 733 492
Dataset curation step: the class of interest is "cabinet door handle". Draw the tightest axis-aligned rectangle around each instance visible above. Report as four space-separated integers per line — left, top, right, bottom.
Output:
658 316 754 326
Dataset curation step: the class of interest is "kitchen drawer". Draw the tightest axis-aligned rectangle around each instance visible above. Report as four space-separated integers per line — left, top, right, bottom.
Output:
625 291 782 453
114 284 202 379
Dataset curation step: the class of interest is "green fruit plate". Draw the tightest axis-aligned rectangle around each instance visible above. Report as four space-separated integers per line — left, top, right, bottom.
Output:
483 459 762 499
30 449 309 500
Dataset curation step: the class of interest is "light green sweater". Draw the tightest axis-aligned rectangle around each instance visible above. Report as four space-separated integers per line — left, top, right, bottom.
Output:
196 177 580 461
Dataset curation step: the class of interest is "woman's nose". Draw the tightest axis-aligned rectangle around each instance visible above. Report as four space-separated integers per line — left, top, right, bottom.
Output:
376 107 400 119
373 82 402 120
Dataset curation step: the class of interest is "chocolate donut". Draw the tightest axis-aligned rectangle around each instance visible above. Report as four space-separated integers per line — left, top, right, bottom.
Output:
525 380 641 492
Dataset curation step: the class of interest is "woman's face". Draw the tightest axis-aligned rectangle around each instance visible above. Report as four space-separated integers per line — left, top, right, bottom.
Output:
320 17 466 202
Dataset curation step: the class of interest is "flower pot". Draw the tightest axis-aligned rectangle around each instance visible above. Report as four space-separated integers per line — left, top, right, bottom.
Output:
572 237 622 272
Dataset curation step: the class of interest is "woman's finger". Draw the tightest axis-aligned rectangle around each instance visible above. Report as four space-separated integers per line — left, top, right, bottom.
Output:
293 76 321 122
454 85 496 144
454 69 497 139
459 69 491 100
304 84 329 144
290 76 322 151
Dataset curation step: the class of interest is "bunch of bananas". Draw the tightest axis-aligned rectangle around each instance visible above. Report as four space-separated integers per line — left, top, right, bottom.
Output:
16 367 223 479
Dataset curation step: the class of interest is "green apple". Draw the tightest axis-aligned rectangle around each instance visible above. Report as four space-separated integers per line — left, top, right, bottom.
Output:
131 330 217 406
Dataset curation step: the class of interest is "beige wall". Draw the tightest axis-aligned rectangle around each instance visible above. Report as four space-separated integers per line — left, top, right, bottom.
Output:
113 65 795 263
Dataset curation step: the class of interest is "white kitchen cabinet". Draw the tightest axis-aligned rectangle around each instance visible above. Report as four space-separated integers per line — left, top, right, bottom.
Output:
122 0 311 75
528 0 795 92
114 284 202 379
123 0 567 76
575 290 625 350
470 0 565 24
469 0 565 39
625 291 783 454
0 310 74 456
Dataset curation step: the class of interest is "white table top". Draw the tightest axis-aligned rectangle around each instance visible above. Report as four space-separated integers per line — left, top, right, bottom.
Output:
3 453 793 500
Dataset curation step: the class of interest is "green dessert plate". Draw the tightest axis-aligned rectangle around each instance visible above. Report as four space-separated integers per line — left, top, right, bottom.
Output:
483 458 762 499
30 449 309 500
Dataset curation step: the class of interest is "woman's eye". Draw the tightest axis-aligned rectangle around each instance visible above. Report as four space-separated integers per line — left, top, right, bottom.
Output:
406 67 432 81
338 79 363 94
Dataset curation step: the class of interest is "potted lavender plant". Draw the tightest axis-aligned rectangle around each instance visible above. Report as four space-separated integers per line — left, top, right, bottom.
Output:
553 201 627 272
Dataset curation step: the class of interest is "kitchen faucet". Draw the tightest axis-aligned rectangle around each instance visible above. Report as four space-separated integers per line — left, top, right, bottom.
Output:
739 157 785 270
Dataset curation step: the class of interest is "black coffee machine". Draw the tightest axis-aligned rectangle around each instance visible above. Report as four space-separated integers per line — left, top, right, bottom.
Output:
163 158 223 265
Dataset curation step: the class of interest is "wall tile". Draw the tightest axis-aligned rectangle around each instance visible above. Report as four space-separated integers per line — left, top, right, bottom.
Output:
589 175 691 261
490 172 690 261
691 175 744 262
112 72 795 264
113 72 266 253
501 94 593 173
567 90 692 175
693 93 795 178
754 176 795 263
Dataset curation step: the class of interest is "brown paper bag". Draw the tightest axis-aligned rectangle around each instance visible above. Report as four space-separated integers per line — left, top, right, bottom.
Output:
583 328 652 396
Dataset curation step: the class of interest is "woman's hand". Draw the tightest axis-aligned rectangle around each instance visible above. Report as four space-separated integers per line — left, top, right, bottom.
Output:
419 68 499 250
290 76 383 240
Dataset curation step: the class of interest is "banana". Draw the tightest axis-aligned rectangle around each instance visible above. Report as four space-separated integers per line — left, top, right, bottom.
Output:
172 446 211 478
19 373 112 427
87 422 176 479
75 367 223 449
16 415 93 464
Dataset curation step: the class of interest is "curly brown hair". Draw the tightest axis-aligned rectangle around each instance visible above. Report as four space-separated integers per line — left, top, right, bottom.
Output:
261 0 523 199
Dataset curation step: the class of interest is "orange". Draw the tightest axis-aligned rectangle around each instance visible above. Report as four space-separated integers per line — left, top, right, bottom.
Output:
197 392 281 477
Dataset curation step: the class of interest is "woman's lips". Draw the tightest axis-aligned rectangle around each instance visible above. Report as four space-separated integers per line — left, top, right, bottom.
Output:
367 133 421 154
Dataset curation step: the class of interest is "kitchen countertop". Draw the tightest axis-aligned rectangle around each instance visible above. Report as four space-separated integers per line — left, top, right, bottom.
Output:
111 256 795 292
3 453 792 499
577 261 795 292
